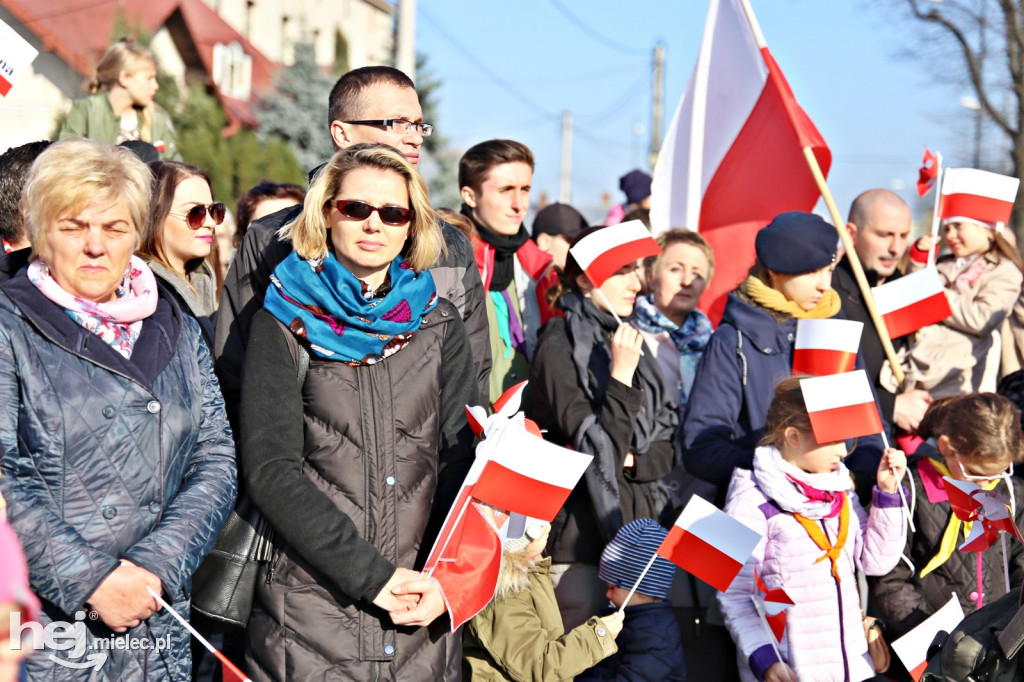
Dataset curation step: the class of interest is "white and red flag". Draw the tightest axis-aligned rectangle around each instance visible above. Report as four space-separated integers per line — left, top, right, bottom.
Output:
471 425 593 522
568 220 661 288
799 370 883 444
0 19 38 97
649 0 830 323
917 149 940 197
792 319 863 377
657 495 761 592
421 454 505 631
753 570 794 642
939 167 1019 227
891 595 965 681
465 381 528 438
942 477 1024 552
871 267 952 340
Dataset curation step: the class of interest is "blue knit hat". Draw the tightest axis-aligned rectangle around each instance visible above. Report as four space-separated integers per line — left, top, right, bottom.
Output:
599 519 676 600
619 170 652 205
754 211 838 275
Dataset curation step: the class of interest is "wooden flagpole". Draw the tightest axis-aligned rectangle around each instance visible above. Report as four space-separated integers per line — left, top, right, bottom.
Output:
801 147 905 386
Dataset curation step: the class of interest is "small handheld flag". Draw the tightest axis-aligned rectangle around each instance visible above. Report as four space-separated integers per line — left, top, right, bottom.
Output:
891 595 965 681
939 167 1019 228
871 268 952 340
917 149 940 197
568 220 661 289
656 496 761 592
792 319 863 376
799 370 883 444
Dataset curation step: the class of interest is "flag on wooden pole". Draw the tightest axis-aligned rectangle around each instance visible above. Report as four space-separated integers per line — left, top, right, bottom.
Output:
649 0 830 322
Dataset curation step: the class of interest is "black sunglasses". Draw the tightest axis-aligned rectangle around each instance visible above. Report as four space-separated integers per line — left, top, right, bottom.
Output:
329 199 415 226
169 202 226 229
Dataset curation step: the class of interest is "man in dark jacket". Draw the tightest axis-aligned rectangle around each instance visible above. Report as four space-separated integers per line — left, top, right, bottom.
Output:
0 140 50 280
214 66 490 430
837 189 932 431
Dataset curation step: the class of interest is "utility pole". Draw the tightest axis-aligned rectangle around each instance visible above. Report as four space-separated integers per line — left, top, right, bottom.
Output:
559 110 573 204
395 0 417 78
648 42 665 170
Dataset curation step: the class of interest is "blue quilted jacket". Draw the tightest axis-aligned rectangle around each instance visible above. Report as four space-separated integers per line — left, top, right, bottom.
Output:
0 272 237 681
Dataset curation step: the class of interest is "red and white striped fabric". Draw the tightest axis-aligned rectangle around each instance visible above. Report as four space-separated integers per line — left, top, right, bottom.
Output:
871 267 952 340
939 167 1019 227
471 427 593 522
792 319 863 377
754 570 794 642
892 595 965 681
0 19 38 97
657 495 761 592
799 370 883 444
649 0 830 323
568 220 661 288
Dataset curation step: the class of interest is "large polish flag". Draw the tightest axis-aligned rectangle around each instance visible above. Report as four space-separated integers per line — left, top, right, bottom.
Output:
471 426 593 522
792 319 863 377
569 220 661 288
649 0 830 323
892 595 965 681
657 495 761 592
872 268 952 340
799 370 883 444
939 167 1019 227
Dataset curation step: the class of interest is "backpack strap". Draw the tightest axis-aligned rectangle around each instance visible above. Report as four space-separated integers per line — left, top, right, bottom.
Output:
997 588 1024 659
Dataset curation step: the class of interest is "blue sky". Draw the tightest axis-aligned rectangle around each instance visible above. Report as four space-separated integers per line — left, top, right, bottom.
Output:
416 0 983 224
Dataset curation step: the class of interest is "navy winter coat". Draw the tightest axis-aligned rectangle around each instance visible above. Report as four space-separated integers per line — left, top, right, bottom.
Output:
0 273 237 681
680 291 884 500
576 601 686 681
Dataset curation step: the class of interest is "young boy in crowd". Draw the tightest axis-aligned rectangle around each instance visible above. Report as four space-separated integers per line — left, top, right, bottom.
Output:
462 516 623 681
577 518 687 681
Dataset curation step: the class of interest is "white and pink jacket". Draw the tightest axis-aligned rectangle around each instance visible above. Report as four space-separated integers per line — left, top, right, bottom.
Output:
719 446 907 682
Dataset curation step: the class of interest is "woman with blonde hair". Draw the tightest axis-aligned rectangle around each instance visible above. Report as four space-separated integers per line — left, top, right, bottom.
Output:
59 37 180 160
240 143 477 681
0 139 235 679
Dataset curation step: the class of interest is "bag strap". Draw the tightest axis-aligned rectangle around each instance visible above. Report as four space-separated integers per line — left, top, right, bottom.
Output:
997 588 1024 659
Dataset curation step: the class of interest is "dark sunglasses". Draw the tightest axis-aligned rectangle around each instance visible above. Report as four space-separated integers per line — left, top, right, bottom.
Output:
169 202 226 229
329 199 415 226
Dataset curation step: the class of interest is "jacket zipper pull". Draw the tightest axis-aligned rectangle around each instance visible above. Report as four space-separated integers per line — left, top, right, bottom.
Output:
265 564 275 584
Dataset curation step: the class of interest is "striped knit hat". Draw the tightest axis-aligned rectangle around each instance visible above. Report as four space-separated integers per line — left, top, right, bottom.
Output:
598 518 676 600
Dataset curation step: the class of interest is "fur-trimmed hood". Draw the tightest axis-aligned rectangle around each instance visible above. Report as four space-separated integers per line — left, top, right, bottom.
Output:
495 552 550 601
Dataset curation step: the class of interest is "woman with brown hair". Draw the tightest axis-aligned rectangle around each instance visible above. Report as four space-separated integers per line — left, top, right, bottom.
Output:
139 161 225 346
59 37 180 160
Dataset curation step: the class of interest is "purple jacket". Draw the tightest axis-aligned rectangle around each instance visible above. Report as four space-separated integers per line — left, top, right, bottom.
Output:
719 468 905 682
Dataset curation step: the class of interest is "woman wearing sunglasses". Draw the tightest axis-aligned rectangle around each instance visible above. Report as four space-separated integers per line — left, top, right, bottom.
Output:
239 144 477 681
870 393 1024 679
140 161 225 345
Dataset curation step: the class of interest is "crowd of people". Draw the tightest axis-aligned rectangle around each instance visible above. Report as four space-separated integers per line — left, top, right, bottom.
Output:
2 37 1024 682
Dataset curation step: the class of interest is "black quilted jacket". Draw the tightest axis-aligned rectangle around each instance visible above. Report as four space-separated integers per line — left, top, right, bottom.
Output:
0 272 237 681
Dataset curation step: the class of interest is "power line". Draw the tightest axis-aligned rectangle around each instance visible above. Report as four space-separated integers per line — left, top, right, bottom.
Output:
419 7 553 119
546 0 649 57
576 73 647 124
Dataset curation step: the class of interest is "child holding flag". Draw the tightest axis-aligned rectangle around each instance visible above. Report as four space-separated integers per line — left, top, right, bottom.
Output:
897 169 1024 397
577 518 687 681
462 517 623 681
719 377 907 682
869 393 1024 680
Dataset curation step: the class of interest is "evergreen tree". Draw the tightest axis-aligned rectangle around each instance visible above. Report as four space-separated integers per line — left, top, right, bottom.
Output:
416 53 460 208
257 40 335 172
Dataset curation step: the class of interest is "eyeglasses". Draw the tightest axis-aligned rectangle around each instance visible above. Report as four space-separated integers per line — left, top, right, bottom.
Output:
343 119 433 137
169 203 226 229
329 199 415 227
955 454 1014 483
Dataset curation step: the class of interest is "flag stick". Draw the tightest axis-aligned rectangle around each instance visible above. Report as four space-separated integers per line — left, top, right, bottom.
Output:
591 281 644 357
1002 534 1012 593
880 430 915 532
618 551 659 613
927 159 944 267
801 147 905 386
147 587 217 655
750 594 783 662
421 493 474 579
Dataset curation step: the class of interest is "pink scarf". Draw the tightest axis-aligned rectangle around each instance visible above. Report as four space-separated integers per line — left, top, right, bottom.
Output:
28 256 158 359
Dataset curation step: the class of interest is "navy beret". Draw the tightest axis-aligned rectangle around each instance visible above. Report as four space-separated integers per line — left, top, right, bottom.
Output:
755 211 838 275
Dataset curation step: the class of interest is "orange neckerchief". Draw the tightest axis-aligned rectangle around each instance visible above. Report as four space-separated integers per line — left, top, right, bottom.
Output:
794 492 849 582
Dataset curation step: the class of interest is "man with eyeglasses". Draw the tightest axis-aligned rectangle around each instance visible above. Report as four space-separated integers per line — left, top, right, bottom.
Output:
214 66 490 434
